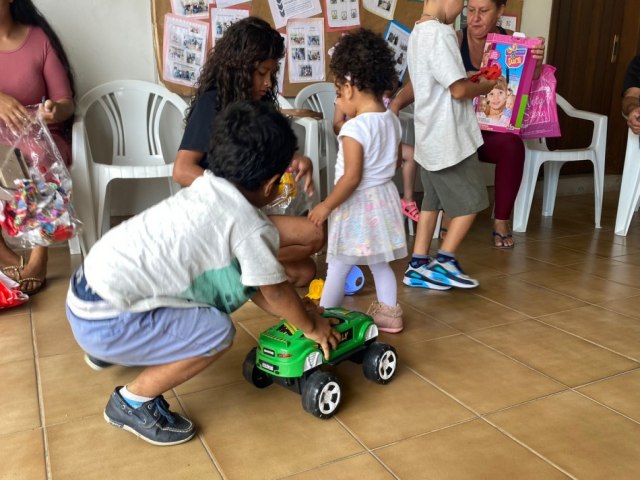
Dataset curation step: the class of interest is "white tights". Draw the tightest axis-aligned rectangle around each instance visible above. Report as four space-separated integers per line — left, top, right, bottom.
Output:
320 258 397 308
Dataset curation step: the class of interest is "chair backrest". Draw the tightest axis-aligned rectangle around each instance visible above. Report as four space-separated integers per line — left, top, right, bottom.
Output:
293 82 336 120
78 80 188 167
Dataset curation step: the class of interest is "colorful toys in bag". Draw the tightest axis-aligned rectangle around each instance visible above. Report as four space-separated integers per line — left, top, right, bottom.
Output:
262 168 311 216
0 107 81 248
474 33 543 134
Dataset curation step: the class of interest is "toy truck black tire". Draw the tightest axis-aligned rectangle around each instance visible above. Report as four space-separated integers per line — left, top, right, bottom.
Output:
243 347 273 389
301 370 341 419
362 343 398 384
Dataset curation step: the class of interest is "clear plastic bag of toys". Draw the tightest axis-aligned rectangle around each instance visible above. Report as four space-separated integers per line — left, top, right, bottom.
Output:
262 169 312 216
0 106 81 247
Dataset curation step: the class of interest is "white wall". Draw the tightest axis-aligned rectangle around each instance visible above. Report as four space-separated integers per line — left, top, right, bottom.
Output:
521 0 553 60
37 0 157 97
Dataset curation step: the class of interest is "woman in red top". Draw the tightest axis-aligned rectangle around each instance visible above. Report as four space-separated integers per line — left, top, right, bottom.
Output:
0 0 75 294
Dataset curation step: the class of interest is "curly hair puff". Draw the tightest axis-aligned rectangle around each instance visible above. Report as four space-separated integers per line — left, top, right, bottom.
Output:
329 29 398 99
186 17 285 121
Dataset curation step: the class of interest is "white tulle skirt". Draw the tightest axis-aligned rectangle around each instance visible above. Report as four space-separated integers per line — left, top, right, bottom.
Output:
327 181 407 265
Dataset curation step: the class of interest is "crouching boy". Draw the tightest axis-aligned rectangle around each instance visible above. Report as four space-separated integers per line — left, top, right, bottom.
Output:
65 101 341 446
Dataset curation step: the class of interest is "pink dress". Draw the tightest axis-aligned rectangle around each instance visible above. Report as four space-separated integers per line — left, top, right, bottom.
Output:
0 27 73 164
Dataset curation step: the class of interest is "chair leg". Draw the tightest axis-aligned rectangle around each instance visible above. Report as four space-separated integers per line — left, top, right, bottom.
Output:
96 176 111 239
615 143 640 236
593 154 605 229
408 216 414 236
542 162 563 217
512 155 539 233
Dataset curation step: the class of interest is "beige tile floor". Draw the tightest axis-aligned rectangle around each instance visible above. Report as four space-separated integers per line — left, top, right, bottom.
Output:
3 192 640 479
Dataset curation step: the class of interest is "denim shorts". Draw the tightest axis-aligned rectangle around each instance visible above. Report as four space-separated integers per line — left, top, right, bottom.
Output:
420 152 489 217
66 268 236 366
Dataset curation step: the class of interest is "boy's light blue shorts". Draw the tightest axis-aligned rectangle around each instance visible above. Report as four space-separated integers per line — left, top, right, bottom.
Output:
66 268 236 366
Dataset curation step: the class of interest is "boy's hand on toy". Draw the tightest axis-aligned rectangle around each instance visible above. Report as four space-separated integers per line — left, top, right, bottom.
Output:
308 202 330 227
305 313 341 360
290 154 315 197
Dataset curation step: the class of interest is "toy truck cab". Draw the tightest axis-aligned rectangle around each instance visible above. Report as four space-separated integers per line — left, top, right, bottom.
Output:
243 307 398 419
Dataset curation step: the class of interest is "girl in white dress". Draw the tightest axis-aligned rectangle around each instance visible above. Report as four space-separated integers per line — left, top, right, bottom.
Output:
308 29 407 333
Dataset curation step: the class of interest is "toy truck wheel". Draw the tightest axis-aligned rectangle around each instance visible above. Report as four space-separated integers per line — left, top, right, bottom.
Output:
301 371 341 419
242 347 273 389
363 343 397 384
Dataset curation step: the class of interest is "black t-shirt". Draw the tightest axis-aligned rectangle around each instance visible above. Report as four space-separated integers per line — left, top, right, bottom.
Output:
179 88 219 170
623 55 640 94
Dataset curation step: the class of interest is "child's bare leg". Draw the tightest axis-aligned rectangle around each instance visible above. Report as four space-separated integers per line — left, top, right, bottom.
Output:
401 144 417 202
412 210 440 256
126 351 228 398
440 213 477 254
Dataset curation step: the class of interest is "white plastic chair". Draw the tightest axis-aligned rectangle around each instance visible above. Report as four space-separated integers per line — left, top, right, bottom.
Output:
70 80 188 255
294 82 337 200
614 129 640 236
512 94 608 232
278 94 321 207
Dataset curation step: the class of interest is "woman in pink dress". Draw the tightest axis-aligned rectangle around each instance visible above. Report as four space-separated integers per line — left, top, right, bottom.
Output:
0 0 75 294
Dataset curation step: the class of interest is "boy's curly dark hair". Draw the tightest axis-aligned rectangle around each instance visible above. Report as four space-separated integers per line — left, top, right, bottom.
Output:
329 29 398 98
186 17 285 121
208 102 297 192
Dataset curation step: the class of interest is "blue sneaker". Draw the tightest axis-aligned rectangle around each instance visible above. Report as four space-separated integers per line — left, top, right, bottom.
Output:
425 258 479 289
403 264 452 290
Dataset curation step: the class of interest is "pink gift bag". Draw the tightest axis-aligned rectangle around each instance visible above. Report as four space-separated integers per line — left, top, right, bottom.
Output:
519 64 562 139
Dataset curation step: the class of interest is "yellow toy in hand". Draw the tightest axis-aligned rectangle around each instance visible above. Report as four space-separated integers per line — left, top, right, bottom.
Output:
277 170 297 200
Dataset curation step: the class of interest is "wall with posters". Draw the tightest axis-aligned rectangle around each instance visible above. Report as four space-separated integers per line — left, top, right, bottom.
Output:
151 0 526 97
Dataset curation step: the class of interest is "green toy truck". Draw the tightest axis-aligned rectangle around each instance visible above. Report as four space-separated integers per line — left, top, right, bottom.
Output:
242 307 398 419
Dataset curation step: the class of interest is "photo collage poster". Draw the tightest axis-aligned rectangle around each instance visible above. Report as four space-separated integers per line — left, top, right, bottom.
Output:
383 20 410 83
362 0 397 21
287 18 325 83
163 14 209 87
324 0 361 32
170 0 209 18
209 7 251 47
268 0 322 30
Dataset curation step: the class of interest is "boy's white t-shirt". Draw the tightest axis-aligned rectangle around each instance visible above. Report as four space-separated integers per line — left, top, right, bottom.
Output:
407 20 483 171
335 110 401 190
81 171 285 314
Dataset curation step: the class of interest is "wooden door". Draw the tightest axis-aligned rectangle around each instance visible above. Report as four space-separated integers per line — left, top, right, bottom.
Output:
547 0 640 174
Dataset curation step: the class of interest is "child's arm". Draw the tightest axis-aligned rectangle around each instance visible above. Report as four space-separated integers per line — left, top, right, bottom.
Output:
252 282 340 359
333 104 347 135
389 81 414 115
307 137 363 226
449 77 496 100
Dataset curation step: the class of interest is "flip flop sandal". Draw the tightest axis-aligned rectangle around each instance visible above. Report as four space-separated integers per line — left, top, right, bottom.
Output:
493 231 514 249
1 255 25 282
401 200 420 223
18 277 46 296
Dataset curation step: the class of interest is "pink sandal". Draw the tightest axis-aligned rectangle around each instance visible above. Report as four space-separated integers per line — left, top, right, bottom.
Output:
401 200 420 222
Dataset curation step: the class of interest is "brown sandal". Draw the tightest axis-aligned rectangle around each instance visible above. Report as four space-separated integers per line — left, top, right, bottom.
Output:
18 277 47 295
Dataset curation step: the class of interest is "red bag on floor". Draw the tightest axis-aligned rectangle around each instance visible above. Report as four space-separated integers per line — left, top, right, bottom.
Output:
0 272 28 308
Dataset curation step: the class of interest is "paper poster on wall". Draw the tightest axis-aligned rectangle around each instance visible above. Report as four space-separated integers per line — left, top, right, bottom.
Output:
268 0 322 30
383 20 411 82
497 15 518 32
362 0 397 21
278 33 287 93
324 0 361 32
287 18 325 83
214 0 250 7
163 14 209 87
209 7 250 47
170 0 209 18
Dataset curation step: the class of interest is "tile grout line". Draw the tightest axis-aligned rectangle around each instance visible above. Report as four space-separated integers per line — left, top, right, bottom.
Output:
405 365 576 478
171 391 227 479
29 306 52 480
